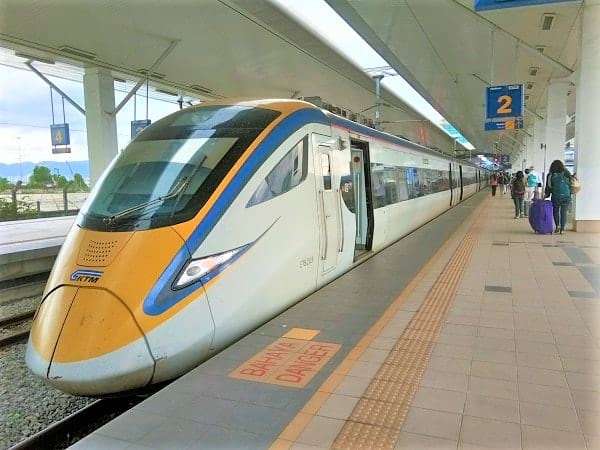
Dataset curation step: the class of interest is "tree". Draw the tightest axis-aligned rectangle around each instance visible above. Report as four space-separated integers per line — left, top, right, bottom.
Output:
0 177 12 192
29 165 53 188
54 175 68 189
72 173 89 192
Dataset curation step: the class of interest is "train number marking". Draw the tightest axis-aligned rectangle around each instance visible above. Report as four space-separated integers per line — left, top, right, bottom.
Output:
299 256 314 269
70 269 103 283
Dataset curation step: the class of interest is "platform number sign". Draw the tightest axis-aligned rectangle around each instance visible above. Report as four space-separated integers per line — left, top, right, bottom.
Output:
131 119 151 139
50 123 70 146
486 85 523 119
485 84 524 131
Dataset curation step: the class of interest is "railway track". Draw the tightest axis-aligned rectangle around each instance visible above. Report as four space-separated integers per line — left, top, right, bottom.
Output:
8 397 144 450
0 272 48 348
0 310 36 347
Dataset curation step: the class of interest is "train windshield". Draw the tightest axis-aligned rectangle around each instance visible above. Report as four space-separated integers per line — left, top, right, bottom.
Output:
79 105 281 231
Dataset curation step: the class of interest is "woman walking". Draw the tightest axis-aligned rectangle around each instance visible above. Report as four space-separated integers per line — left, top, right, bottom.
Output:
490 173 498 196
511 171 526 218
545 160 572 234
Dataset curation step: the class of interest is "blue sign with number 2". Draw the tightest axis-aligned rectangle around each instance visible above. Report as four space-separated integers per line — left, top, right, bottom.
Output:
486 85 523 120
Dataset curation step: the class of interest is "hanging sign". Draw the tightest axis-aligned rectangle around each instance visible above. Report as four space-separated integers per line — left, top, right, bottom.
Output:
52 147 71 154
50 123 70 146
131 119 151 139
484 117 523 131
486 85 524 119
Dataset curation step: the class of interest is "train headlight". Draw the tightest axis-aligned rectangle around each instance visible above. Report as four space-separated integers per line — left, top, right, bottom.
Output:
173 245 249 289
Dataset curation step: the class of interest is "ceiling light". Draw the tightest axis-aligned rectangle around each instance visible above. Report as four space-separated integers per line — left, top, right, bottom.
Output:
524 94 530 101
541 13 555 31
113 77 126 83
528 67 539 76
535 45 546 54
155 88 178 96
190 84 213 94
526 82 534 90
58 45 97 60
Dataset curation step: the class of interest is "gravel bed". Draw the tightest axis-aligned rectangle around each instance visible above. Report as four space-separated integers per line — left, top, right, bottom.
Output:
0 296 40 321
0 343 94 449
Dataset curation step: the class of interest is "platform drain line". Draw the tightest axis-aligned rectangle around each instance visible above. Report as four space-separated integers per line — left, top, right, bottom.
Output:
332 231 478 450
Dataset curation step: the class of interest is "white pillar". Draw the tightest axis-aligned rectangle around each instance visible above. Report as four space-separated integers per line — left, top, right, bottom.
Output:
532 110 546 180
83 67 118 187
525 131 534 169
545 78 569 166
574 0 600 232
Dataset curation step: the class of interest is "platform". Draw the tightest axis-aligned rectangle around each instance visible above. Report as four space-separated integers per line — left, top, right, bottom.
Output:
71 191 600 450
0 216 74 282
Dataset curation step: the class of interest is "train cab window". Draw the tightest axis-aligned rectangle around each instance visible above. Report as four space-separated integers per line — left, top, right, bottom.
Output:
247 135 308 207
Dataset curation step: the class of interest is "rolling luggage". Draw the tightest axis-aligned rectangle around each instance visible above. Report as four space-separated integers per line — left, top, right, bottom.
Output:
528 199 554 234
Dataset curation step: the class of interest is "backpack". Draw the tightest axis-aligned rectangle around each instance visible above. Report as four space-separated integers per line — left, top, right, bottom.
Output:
550 172 571 199
527 173 537 187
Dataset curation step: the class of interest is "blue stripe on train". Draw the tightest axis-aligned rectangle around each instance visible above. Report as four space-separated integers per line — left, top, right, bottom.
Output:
143 107 330 315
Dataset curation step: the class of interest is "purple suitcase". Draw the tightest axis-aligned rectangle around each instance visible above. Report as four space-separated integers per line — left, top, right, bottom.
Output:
529 199 554 234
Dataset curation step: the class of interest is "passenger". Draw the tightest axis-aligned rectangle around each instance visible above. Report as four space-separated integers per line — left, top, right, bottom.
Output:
490 173 498 196
511 171 526 218
544 159 572 234
524 167 537 217
503 172 510 195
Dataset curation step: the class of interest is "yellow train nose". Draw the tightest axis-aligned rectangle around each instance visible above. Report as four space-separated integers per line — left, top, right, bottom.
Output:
27 287 155 395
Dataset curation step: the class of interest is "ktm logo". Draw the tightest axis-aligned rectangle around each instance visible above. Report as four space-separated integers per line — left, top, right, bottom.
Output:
70 270 103 283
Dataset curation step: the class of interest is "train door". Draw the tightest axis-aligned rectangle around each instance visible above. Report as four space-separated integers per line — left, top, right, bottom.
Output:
459 166 464 201
449 163 454 206
313 133 340 274
350 139 374 258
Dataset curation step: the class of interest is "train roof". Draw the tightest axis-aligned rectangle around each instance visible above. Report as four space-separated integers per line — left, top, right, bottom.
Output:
190 99 488 171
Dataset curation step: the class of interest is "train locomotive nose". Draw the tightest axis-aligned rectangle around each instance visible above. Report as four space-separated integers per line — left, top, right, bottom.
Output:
26 286 155 396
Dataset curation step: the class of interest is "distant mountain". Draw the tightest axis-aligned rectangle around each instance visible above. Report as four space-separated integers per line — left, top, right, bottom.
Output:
0 161 90 182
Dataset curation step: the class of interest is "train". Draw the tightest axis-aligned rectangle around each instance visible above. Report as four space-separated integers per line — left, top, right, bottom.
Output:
26 99 488 395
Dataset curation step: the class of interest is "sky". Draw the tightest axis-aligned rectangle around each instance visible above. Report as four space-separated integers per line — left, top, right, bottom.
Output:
0 0 473 168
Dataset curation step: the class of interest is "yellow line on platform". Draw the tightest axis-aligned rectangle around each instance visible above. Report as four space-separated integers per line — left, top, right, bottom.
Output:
269 196 489 450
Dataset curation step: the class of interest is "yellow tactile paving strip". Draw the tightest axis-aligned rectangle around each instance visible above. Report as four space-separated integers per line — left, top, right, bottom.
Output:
270 198 488 450
332 234 476 449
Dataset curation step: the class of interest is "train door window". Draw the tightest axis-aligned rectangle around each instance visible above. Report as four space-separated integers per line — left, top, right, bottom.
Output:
247 135 308 206
321 153 332 190
370 163 386 208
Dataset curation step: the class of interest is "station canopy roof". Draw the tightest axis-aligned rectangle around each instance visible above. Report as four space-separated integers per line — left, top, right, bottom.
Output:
325 0 580 157
0 0 462 156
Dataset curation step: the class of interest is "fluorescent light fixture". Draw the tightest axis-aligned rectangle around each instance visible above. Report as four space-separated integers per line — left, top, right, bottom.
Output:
528 67 539 76
58 45 97 60
137 69 166 80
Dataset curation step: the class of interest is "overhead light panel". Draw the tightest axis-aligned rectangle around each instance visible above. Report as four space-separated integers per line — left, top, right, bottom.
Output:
14 52 55 65
535 45 546 54
59 45 97 60
524 94 530 101
541 13 555 31
528 67 539 76
113 77 126 83
155 88 178 96
526 82 534 90
190 84 213 94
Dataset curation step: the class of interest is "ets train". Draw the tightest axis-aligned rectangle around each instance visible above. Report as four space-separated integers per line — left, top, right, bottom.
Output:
26 99 487 395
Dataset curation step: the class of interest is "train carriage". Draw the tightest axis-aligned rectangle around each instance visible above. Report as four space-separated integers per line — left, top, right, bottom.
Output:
26 99 487 395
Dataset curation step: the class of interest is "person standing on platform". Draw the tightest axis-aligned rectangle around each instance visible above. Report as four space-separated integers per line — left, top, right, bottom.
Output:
490 173 498 196
544 160 572 234
524 168 535 216
511 171 526 218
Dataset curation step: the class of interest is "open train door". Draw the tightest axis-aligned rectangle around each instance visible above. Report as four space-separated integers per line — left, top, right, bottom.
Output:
449 163 455 206
459 166 464 201
350 139 374 259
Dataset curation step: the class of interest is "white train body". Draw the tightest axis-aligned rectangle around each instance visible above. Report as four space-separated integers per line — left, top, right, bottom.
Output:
26 100 486 395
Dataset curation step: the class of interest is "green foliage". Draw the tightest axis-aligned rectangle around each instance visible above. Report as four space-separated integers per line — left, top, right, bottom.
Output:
0 177 13 192
0 196 37 220
53 175 69 189
71 173 89 192
28 165 53 188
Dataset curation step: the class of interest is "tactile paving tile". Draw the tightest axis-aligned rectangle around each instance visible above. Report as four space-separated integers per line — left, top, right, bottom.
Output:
332 421 397 450
332 215 481 449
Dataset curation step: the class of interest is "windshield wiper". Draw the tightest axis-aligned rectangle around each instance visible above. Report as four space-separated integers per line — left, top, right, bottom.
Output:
103 176 190 227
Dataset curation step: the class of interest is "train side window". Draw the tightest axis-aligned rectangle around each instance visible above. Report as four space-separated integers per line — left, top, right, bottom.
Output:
247 135 308 207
